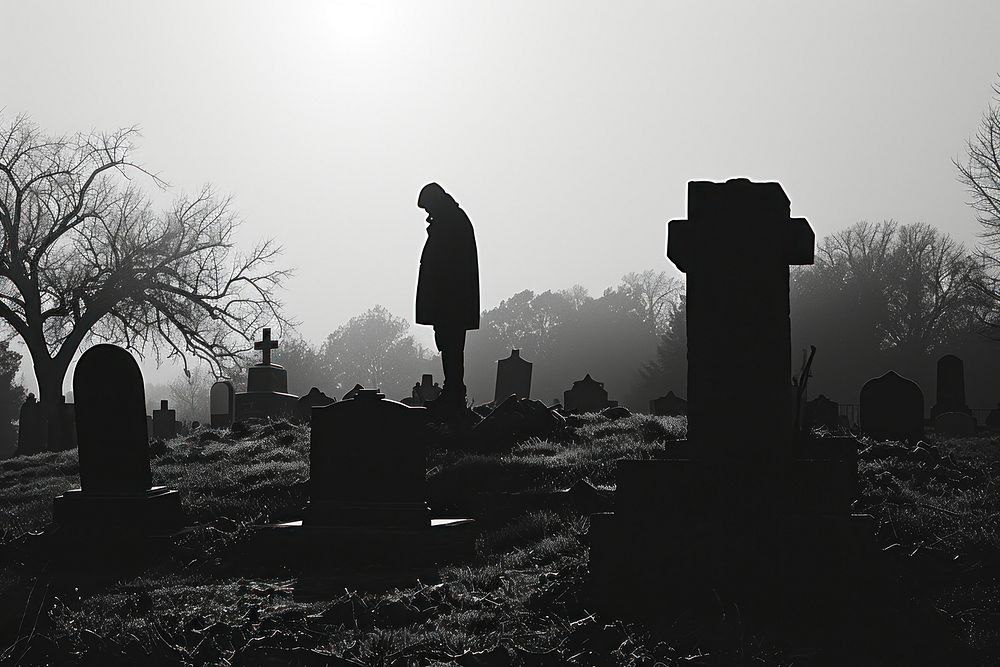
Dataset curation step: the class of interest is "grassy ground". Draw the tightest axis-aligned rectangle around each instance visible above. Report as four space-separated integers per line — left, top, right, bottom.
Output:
0 415 998 665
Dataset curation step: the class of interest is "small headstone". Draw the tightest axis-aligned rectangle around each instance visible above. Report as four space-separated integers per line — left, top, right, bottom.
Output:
210 380 235 428
931 354 971 418
233 328 299 421
53 344 183 532
416 374 441 405
494 349 533 404
934 411 977 437
296 387 336 423
16 394 44 455
563 374 612 413
860 371 924 443
649 391 687 416
47 396 77 452
805 394 840 429
305 389 431 527
152 400 178 440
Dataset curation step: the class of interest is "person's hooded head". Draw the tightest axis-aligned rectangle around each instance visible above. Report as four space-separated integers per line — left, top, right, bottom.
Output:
417 182 458 214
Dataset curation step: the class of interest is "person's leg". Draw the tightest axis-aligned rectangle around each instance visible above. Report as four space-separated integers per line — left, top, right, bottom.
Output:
434 327 467 404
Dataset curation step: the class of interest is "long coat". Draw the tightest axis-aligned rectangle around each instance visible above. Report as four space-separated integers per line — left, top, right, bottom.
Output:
416 205 480 330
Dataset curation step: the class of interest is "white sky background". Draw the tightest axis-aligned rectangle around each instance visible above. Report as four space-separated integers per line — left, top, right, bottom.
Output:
3 0 1000 389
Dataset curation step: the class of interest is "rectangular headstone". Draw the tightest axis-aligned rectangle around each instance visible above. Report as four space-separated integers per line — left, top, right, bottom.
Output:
305 389 430 527
494 349 532 404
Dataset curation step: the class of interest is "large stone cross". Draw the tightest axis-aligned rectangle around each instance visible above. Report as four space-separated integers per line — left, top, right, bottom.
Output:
666 179 814 462
254 327 279 366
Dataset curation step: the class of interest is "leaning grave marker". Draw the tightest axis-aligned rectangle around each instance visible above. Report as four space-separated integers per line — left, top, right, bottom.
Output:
589 179 872 617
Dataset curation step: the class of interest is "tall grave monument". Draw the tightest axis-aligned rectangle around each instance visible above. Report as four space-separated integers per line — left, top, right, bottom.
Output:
590 179 871 616
234 328 299 422
53 344 183 533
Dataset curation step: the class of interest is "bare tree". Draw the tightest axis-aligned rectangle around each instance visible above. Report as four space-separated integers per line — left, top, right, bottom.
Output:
957 79 1000 247
884 223 987 358
0 115 288 448
167 364 211 423
616 269 683 334
957 78 1000 333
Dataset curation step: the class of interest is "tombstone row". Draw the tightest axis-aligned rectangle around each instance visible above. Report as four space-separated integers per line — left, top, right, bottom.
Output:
51 342 475 570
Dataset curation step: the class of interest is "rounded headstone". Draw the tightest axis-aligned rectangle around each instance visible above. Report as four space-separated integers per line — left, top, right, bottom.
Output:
74 344 152 493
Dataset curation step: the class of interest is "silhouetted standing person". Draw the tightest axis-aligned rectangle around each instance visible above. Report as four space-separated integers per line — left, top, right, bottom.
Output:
416 183 479 412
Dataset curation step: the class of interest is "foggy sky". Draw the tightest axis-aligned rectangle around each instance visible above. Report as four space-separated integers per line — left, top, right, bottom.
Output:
4 0 1000 387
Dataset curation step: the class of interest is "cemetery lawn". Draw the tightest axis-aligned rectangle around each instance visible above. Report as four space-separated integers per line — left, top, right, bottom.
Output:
0 416 999 665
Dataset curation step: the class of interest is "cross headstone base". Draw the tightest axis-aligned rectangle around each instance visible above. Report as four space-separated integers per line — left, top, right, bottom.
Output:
589 438 876 619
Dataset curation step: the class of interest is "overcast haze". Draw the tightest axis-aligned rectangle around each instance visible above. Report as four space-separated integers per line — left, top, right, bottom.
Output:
4 0 1000 386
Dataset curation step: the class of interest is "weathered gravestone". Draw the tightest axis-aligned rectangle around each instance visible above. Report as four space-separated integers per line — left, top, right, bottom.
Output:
805 394 840 429
416 374 441 405
234 328 299 422
563 374 614 413
16 394 44 455
934 411 977 437
931 354 971 418
589 179 871 618
251 389 476 566
860 371 924 443
152 400 177 440
295 387 336 423
52 344 183 532
649 390 687 416
494 349 532 404
210 380 235 428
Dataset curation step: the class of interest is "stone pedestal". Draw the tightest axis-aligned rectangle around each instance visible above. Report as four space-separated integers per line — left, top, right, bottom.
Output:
53 486 184 534
234 363 298 421
590 437 875 617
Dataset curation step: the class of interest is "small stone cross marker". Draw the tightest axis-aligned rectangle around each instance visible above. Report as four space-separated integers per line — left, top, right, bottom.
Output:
254 328 279 366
